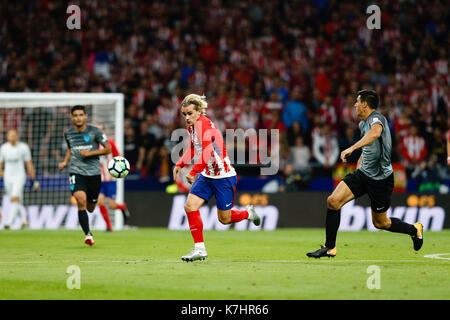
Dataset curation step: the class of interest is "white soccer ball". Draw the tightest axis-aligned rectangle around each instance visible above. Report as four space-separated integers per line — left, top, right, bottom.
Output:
108 156 130 178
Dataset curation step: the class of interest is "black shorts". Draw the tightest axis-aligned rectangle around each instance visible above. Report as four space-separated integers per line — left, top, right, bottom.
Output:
342 169 394 213
69 173 101 204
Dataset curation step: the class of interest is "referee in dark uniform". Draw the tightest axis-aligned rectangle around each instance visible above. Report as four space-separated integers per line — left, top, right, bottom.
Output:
307 90 423 258
59 105 111 246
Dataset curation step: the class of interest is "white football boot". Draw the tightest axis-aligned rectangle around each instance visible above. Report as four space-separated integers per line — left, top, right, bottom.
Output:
181 247 208 262
246 205 261 226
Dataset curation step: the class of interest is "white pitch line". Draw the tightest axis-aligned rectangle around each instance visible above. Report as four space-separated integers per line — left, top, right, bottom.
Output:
0 261 50 264
195 258 448 264
423 253 450 260
73 259 437 264
0 258 446 265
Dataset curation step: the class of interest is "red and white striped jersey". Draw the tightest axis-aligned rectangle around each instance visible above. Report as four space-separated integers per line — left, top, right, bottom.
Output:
100 139 120 182
176 115 236 179
400 135 428 163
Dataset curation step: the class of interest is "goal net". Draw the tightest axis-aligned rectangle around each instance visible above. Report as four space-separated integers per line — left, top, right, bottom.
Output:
0 92 125 230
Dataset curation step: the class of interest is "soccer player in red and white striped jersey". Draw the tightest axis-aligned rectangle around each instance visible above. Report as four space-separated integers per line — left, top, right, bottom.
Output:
173 94 261 262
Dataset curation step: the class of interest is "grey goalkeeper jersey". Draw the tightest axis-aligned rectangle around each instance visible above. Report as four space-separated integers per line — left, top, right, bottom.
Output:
358 111 393 180
64 124 109 176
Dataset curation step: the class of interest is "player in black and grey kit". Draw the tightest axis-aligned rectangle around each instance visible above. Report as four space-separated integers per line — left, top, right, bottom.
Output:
307 90 423 258
59 105 111 246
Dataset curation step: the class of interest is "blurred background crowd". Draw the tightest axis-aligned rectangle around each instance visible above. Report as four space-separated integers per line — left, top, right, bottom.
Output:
0 0 448 191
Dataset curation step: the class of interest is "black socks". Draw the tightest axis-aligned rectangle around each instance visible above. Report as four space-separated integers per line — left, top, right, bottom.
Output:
388 217 416 236
325 208 341 249
324 209 416 249
78 210 91 235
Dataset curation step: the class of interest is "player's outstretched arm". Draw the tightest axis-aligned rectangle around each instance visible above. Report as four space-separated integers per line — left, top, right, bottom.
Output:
59 148 71 170
175 140 195 169
341 124 382 163
173 166 180 179
173 136 194 180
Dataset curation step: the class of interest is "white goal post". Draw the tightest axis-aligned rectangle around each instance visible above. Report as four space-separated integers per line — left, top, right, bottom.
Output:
0 92 125 230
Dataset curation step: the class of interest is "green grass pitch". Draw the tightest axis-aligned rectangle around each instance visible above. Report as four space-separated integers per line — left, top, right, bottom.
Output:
0 228 449 300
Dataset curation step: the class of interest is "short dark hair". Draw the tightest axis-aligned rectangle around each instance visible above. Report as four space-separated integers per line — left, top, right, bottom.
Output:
71 105 86 114
357 90 379 109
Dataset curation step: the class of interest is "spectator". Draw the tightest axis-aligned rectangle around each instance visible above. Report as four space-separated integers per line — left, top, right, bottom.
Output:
400 125 428 174
287 121 309 147
428 127 448 176
144 114 170 181
312 122 339 176
282 88 308 131
135 120 153 177
262 110 286 133
314 66 331 100
142 89 161 115
267 77 289 106
411 158 442 194
308 88 323 114
262 91 283 123
338 126 361 164
237 101 259 131
155 94 178 137
124 126 139 172
290 136 311 172
340 94 358 128
280 136 312 191
0 0 447 182
317 95 338 132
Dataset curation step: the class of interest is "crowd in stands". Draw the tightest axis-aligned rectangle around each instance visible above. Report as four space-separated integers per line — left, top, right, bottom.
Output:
0 0 448 190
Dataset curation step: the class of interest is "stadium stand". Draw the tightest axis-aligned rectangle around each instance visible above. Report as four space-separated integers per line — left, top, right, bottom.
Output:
0 0 448 191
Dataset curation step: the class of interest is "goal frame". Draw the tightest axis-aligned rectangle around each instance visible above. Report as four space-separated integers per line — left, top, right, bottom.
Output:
0 92 126 230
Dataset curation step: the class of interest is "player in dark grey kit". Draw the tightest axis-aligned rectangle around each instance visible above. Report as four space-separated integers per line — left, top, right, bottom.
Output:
59 105 111 246
307 90 423 258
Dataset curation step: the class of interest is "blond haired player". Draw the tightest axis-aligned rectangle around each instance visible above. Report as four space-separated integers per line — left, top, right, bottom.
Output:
173 94 260 262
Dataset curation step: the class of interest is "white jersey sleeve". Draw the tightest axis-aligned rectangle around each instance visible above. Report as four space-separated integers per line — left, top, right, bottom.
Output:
21 142 32 162
0 142 31 180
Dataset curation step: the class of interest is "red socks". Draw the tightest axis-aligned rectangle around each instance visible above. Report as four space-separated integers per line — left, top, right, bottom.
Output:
186 210 204 243
116 203 126 211
99 205 113 230
230 209 249 223
185 209 249 243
